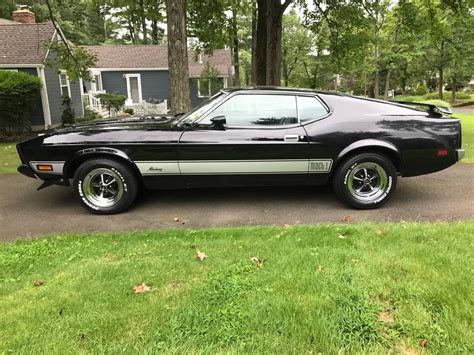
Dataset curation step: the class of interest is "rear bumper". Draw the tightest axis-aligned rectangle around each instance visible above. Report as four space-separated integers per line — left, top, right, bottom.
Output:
456 149 465 161
17 164 37 179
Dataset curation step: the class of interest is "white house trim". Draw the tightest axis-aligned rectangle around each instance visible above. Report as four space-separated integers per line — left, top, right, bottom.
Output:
124 73 143 105
93 68 168 72
36 66 52 129
0 64 42 68
43 30 58 61
79 77 85 115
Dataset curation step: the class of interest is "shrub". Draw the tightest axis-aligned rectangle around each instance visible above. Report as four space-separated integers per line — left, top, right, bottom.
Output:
452 91 471 100
77 108 101 122
61 96 75 125
124 108 134 115
415 83 428 96
424 91 472 101
0 70 42 134
424 92 441 100
96 92 126 116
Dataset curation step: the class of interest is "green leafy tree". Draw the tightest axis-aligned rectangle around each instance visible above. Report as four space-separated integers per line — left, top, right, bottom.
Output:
281 10 313 87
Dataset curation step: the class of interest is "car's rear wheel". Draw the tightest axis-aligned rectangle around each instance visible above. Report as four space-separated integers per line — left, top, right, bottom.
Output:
73 158 138 214
333 152 397 209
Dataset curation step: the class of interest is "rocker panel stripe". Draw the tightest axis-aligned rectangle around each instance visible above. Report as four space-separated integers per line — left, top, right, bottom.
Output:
135 159 332 176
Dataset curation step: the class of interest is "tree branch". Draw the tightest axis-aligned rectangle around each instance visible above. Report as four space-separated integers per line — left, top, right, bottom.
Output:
45 0 81 74
282 0 293 11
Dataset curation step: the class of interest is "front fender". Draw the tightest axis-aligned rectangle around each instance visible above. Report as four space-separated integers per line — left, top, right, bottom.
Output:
337 139 400 161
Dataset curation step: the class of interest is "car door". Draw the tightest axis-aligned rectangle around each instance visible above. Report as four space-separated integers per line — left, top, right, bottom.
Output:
178 92 310 187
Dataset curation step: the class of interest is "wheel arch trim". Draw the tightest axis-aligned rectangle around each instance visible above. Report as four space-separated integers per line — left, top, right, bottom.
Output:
64 147 141 179
337 139 400 161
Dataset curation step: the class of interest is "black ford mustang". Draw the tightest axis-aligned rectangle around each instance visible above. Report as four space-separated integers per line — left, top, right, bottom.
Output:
17 87 464 214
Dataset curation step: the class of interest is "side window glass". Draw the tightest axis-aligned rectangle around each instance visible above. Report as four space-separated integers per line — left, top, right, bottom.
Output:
297 96 328 123
202 94 297 126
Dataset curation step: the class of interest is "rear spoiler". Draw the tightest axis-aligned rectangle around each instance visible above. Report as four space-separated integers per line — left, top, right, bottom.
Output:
391 100 453 116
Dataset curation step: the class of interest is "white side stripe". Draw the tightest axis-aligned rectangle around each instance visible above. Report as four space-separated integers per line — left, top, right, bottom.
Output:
136 161 180 175
135 159 333 175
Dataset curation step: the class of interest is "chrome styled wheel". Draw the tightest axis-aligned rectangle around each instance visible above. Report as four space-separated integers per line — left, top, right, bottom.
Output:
333 153 397 209
347 162 388 202
82 168 124 208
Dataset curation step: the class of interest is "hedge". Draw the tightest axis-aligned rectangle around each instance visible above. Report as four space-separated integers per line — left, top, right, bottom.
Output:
96 92 126 116
0 70 42 134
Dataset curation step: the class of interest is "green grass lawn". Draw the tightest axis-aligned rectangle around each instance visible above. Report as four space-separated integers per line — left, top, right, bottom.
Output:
0 143 19 173
1 223 473 353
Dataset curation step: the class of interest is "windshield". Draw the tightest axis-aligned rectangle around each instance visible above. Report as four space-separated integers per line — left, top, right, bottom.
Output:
176 91 228 125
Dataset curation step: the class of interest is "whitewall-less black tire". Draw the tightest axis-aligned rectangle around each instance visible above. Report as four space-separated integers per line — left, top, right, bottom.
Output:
73 158 138 214
332 152 397 209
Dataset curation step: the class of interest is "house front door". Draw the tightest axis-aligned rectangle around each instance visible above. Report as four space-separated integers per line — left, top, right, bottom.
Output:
126 74 142 104
129 77 140 103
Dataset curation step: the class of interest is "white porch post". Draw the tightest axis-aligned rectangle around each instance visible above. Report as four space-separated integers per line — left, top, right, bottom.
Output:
36 66 52 130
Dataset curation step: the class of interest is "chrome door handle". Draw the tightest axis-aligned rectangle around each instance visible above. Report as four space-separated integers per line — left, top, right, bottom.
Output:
284 134 300 142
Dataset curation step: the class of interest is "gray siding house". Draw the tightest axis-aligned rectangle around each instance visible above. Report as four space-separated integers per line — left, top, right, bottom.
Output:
82 45 232 111
0 9 83 130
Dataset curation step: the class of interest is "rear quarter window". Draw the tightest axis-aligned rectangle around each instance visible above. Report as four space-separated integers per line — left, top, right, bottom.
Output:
297 96 328 123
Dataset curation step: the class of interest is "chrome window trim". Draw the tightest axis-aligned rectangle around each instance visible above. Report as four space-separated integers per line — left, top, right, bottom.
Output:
197 91 301 129
197 91 333 130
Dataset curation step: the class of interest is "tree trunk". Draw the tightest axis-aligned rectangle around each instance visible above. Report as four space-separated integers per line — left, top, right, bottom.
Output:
384 69 391 100
438 41 445 100
151 19 158 44
438 67 444 100
250 1 257 85
139 0 147 44
265 3 283 86
451 84 456 103
282 49 288 86
255 0 291 86
166 0 191 114
373 33 379 98
255 0 267 85
231 9 240 87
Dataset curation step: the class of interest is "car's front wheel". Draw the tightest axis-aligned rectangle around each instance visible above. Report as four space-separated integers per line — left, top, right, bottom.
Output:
333 152 397 209
73 158 138 214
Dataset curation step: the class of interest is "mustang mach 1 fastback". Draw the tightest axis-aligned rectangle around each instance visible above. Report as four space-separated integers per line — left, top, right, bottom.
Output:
17 87 464 214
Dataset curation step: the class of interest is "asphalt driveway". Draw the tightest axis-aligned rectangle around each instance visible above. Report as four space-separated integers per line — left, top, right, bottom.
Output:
0 164 473 242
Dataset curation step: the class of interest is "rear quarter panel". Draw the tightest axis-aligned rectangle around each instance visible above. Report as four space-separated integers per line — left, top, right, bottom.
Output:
315 94 461 177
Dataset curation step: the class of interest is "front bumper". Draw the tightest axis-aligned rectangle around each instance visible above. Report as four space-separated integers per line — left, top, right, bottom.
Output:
456 149 465 161
17 164 37 179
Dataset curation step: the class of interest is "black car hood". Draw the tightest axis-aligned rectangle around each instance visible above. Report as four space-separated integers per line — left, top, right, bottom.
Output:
37 115 185 145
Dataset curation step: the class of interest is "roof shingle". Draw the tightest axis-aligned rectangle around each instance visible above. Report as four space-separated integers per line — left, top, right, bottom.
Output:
0 22 55 65
83 45 232 76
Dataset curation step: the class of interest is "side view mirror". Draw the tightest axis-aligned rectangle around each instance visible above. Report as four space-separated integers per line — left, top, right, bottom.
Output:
210 115 226 127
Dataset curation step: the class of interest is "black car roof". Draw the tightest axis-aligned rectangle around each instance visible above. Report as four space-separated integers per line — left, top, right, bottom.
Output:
221 86 345 96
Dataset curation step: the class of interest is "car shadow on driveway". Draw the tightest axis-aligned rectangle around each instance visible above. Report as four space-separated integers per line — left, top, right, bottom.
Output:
1 163 472 241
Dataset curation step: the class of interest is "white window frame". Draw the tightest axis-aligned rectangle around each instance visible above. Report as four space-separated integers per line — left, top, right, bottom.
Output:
91 73 103 93
197 78 211 98
58 70 71 98
197 77 227 98
124 73 143 105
